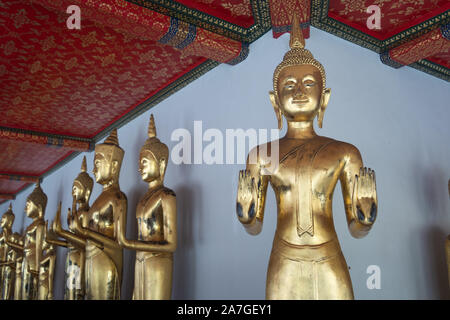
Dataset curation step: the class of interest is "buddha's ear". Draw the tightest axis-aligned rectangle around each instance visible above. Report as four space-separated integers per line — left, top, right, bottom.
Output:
318 88 331 129
85 189 91 202
159 158 167 179
111 160 119 175
269 91 283 130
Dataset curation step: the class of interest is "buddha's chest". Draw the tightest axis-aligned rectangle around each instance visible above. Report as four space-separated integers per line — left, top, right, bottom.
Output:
24 229 37 251
87 202 114 235
271 141 339 196
136 194 164 242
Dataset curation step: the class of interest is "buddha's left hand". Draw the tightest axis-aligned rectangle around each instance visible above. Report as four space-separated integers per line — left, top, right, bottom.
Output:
351 167 378 230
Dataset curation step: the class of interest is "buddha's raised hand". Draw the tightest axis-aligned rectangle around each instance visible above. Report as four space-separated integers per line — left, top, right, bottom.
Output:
352 167 378 229
236 170 259 224
51 202 63 234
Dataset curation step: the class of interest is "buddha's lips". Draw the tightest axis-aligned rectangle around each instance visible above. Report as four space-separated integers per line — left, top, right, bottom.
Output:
292 99 309 104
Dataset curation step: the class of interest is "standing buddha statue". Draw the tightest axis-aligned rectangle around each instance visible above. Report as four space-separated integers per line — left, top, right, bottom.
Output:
11 233 23 300
50 156 93 300
7 182 47 300
0 204 16 299
117 114 177 300
71 129 127 300
236 16 378 299
37 225 56 300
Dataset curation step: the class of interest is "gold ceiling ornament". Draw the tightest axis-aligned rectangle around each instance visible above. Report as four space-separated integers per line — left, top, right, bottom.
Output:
74 156 93 192
26 181 48 214
141 114 169 167
273 12 326 98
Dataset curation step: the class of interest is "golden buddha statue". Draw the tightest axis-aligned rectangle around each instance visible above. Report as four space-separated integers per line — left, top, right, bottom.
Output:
49 156 93 300
117 114 177 300
0 204 16 299
37 224 56 300
10 233 24 300
7 182 47 300
236 16 378 300
69 129 126 300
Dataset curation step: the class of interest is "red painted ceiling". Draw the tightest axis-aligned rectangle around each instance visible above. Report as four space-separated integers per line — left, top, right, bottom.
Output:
328 0 449 40
175 0 254 27
1 0 206 138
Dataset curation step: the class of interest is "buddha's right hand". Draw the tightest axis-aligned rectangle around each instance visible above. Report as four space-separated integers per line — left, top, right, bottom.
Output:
236 170 258 224
52 202 63 234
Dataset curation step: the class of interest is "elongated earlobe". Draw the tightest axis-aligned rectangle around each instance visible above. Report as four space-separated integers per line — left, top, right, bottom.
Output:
160 159 167 180
318 88 331 128
269 91 283 130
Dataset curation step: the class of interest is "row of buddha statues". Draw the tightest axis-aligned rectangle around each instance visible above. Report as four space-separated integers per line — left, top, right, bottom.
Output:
0 112 175 300
1 16 445 300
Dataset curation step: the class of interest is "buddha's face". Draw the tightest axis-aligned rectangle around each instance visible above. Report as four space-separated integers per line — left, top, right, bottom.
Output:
25 199 39 218
0 214 8 228
139 150 160 183
93 152 113 184
72 181 85 201
276 64 323 122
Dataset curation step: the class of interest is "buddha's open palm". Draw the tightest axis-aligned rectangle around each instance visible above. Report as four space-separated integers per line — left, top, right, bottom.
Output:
236 170 258 224
352 167 378 226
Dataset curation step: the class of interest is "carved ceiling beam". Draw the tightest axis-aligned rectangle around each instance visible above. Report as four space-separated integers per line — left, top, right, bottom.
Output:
29 0 248 64
269 0 310 39
381 24 449 69
0 127 92 152
0 174 40 184
0 194 15 200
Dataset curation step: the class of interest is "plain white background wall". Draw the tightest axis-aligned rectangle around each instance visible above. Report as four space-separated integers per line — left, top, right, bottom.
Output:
1 28 450 300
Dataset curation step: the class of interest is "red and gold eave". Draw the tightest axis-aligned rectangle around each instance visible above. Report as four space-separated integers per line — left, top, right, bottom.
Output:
268 0 450 80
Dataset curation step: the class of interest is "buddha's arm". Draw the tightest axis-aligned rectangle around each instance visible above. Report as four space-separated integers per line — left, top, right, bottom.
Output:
236 148 269 236
52 206 87 249
54 228 85 249
45 237 69 248
34 223 45 274
74 200 125 249
5 238 24 251
47 254 56 299
0 260 15 266
118 193 177 253
340 145 378 238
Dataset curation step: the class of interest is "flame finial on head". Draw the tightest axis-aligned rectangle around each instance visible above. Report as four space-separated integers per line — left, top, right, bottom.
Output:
148 114 157 138
104 128 119 146
289 12 305 49
81 156 87 172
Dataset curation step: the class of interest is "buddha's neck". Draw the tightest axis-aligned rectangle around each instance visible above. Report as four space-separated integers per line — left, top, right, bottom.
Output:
77 200 89 211
285 120 317 139
148 178 163 191
103 179 119 190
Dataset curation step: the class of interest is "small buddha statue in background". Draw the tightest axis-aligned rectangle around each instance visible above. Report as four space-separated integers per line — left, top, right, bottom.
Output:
0 204 16 299
9 232 24 300
117 114 177 300
50 156 93 300
7 182 47 300
236 16 378 299
37 224 56 300
70 129 126 300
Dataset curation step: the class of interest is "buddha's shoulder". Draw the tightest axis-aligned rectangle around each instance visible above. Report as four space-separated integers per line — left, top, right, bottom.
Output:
318 137 361 157
161 187 176 198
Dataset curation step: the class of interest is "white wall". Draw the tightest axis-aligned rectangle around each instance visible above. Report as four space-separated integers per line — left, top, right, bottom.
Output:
1 28 449 300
